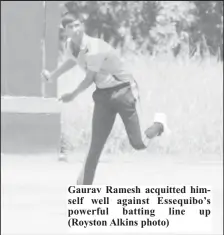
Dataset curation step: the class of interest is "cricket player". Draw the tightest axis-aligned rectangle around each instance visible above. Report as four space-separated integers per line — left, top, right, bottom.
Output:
42 13 170 185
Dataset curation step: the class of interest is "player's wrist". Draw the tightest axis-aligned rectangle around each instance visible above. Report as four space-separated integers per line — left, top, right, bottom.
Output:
48 72 55 82
71 90 78 99
48 71 59 82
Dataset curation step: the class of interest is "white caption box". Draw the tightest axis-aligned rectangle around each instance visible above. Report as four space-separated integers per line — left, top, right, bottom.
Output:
67 185 212 234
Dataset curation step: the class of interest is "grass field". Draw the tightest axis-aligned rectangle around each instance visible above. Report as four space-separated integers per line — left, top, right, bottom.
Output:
58 54 223 157
1 153 223 235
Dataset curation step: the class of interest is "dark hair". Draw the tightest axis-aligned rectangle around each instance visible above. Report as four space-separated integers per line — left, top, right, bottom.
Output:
61 12 84 28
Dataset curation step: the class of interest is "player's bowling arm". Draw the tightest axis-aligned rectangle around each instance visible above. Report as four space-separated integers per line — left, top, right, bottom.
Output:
71 70 96 99
50 59 77 81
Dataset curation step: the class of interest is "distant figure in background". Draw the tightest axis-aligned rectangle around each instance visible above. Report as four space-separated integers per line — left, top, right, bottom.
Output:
42 13 170 185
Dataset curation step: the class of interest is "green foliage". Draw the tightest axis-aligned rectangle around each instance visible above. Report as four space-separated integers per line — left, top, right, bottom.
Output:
59 1 223 59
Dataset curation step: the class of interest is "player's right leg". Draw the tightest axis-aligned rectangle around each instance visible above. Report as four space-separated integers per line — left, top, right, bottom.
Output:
76 91 117 185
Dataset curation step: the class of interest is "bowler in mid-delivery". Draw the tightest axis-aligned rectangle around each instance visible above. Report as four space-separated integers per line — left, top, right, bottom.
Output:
42 13 170 185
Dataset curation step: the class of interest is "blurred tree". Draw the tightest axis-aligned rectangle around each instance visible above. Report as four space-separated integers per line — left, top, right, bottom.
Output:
58 1 223 60
192 1 223 58
150 1 197 56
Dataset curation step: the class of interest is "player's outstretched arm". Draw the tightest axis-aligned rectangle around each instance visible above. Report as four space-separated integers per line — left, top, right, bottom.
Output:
59 70 96 103
42 58 76 82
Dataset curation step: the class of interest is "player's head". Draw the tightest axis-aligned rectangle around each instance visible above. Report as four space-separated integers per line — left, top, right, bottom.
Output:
61 13 85 40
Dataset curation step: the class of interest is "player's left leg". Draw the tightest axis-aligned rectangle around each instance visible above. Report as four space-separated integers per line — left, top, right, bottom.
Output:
117 102 164 149
114 83 168 149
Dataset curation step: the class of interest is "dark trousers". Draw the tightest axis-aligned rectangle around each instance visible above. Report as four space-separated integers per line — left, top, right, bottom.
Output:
77 83 163 185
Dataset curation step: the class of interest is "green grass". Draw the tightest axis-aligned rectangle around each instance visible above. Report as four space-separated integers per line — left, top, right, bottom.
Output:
57 54 223 157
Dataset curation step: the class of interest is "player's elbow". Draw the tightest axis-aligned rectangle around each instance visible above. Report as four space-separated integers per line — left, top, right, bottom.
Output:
86 70 97 83
67 59 77 68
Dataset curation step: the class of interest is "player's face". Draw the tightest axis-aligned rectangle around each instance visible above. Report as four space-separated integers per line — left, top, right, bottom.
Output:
65 20 84 40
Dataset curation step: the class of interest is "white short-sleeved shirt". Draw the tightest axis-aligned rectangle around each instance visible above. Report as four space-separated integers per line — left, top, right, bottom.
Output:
64 34 135 89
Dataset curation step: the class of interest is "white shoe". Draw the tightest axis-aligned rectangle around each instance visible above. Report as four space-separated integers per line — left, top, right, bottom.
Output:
153 113 171 136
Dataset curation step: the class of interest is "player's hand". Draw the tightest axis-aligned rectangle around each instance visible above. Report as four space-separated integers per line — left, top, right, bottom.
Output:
41 69 52 82
59 92 75 103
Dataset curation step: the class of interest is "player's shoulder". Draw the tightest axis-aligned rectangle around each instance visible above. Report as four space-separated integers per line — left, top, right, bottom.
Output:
86 35 113 55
